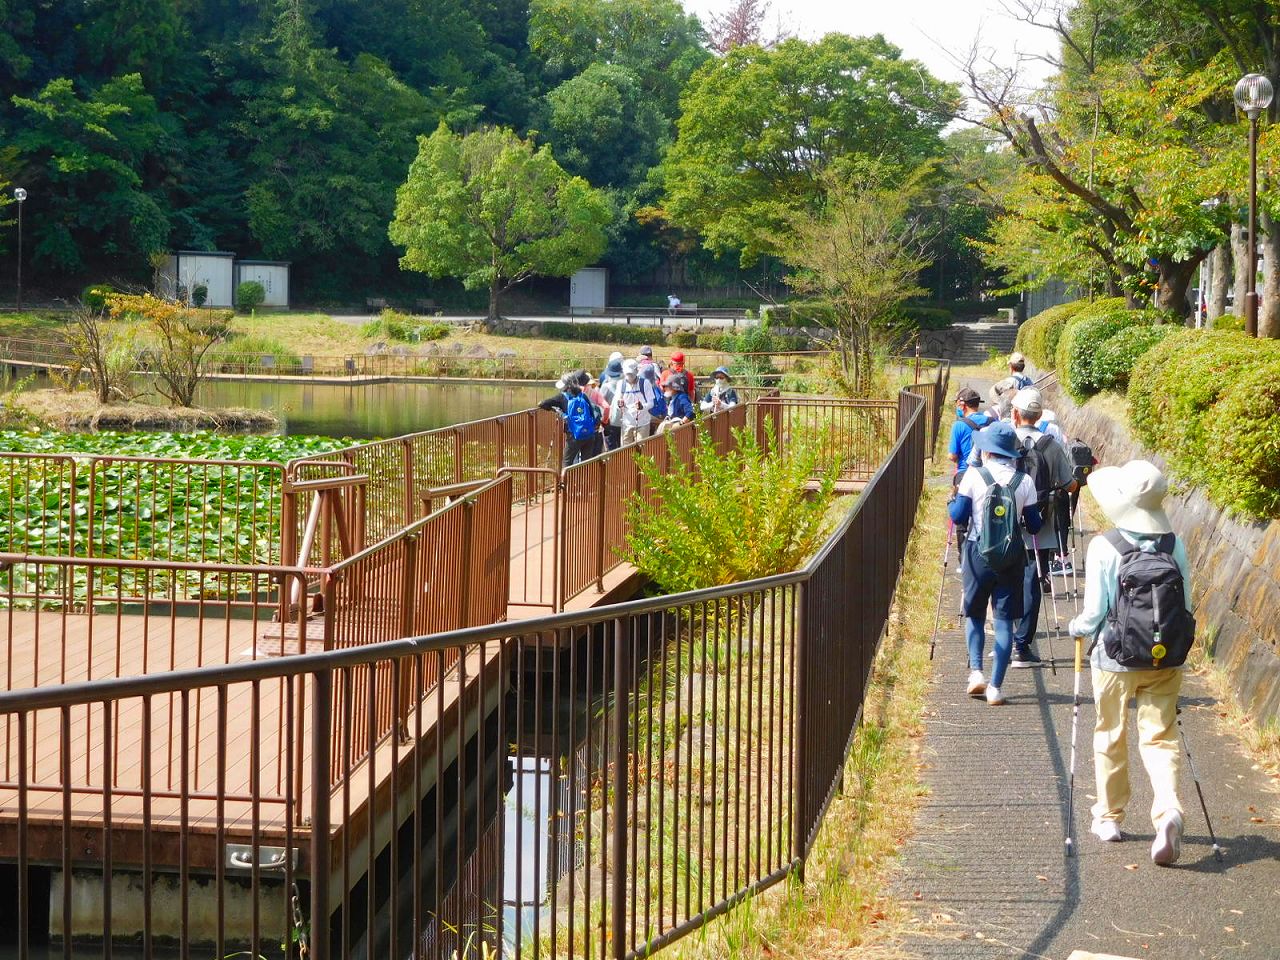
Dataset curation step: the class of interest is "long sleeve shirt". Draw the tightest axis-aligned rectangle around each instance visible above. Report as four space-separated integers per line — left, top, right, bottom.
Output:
1068 530 1193 672
948 456 1043 538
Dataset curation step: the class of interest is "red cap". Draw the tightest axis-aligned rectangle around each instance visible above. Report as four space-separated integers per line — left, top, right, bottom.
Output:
671 351 685 363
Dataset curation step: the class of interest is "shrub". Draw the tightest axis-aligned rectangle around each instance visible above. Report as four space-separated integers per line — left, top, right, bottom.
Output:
361 308 450 342
539 321 663 345
1015 299 1089 368
1203 375 1280 518
1091 324 1177 393
670 330 698 348
235 281 266 313
81 284 116 312
191 284 208 307
209 333 302 372
625 420 834 594
1210 313 1244 331
898 305 953 330
1055 300 1160 400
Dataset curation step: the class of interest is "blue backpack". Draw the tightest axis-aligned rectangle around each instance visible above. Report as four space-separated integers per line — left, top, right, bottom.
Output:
564 392 598 441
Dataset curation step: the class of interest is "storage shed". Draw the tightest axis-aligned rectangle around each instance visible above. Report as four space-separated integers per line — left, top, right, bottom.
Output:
161 251 236 308
570 267 608 315
234 260 292 308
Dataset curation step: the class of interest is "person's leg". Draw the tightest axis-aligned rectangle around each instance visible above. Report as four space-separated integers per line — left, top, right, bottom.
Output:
965 616 987 672
1014 546 1041 649
562 438 578 469
990 617 1014 688
1134 668 1184 827
1091 667 1135 826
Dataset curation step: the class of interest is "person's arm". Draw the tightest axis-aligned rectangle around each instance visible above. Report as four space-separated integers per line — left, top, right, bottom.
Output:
947 422 963 464
1068 535 1117 639
1018 474 1043 534
949 494 973 526
700 394 715 412
1173 537 1193 612
539 394 565 413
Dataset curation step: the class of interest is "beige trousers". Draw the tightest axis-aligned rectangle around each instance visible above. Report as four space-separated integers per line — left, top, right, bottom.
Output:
620 424 647 446
1090 665 1184 827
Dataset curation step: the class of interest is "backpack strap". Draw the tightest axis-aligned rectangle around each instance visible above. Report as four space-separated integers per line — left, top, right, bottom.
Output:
1103 529 1138 557
1033 433 1055 453
962 416 984 430
975 465 996 487
1155 532 1176 555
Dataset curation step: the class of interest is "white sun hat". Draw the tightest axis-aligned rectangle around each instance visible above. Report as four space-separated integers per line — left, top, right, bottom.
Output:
1087 459 1173 535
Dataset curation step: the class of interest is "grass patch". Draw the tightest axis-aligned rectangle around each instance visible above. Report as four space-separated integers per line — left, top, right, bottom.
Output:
0 310 69 340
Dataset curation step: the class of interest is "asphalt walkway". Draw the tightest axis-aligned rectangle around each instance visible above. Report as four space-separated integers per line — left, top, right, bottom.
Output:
892 462 1280 959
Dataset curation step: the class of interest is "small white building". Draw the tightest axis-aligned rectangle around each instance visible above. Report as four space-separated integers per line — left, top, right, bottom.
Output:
161 251 236 308
234 260 292 308
570 267 608 315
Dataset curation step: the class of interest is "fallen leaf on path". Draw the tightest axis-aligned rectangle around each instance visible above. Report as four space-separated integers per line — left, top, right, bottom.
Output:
1230 909 1243 915
1036 875 1049 882
1123 863 1139 871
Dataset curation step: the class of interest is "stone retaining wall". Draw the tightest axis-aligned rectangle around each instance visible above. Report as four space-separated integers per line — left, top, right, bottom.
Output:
1043 382 1280 725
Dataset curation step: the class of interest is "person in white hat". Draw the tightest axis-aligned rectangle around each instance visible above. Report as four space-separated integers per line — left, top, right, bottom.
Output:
1007 351 1033 390
610 359 657 446
1067 460 1193 864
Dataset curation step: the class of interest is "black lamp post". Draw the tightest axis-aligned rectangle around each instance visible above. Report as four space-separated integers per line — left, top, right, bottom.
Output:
12 187 25 310
1234 73 1274 337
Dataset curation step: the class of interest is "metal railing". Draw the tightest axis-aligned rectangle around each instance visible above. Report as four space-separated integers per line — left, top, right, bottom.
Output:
0 378 939 959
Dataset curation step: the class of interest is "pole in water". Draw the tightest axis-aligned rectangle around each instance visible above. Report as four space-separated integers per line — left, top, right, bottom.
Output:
1177 707 1224 862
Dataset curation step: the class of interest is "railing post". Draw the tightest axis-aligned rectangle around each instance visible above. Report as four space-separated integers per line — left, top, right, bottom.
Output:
459 500 475 624
611 616 629 959
310 667 333 960
402 438 415 526
280 480 297 568
556 479 567 611
595 459 607 593
792 581 808 878
453 429 464 485
914 341 922 385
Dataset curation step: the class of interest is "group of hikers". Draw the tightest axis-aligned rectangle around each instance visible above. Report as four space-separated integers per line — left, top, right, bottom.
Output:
539 346 740 468
946 352 1198 866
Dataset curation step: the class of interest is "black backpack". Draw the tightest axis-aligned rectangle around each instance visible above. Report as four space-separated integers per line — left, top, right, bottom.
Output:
1097 531 1195 668
1069 439 1095 486
1021 432 1059 509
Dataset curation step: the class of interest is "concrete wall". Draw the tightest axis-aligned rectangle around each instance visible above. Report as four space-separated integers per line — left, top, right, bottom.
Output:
1043 382 1280 725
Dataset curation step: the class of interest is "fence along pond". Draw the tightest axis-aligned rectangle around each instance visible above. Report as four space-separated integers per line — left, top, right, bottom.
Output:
0 365 950 959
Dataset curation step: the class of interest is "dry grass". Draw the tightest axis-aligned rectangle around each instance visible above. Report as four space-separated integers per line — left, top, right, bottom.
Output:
668 456 952 959
8 387 278 431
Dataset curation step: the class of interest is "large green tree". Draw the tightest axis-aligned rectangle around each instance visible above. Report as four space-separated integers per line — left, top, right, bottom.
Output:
661 34 959 264
389 125 611 318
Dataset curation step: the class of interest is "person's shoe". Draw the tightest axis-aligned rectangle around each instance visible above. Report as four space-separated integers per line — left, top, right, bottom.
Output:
966 670 986 697
1050 558 1074 576
1151 811 1183 865
1011 644 1041 668
985 684 1005 705
1090 818 1123 842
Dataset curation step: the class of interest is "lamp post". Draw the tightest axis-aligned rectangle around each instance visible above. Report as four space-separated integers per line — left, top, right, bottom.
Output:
1234 73 1274 337
12 187 25 310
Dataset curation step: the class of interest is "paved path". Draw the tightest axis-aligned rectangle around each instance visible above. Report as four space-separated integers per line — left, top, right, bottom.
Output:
892 487 1280 959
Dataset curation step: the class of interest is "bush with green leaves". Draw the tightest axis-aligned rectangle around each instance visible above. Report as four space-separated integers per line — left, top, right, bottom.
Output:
1091 324 1176 393
538 321 663 345
235 280 266 313
669 330 698 348
625 421 835 594
191 283 208 307
1203 375 1280 518
1055 300 1163 400
1014 299 1089 368
81 284 117 311
1210 313 1244 331
209 333 302 371
361 308 450 342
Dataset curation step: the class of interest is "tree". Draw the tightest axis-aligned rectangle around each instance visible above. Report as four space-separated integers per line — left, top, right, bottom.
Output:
783 166 932 395
661 34 959 265
389 124 611 319
109 294 228 407
705 0 786 53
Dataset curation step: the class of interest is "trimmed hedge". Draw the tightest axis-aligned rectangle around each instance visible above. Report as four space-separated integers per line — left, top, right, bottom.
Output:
1091 324 1176 393
1128 330 1280 498
1014 299 1090 368
1055 300 1165 401
539 321 665 345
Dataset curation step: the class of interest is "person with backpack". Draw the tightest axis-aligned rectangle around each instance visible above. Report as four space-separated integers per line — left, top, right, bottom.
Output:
1010 388 1078 666
948 421 1043 705
1067 460 1194 864
539 370 601 468
660 351 697 402
611 359 657 446
1007 352 1034 390
656 373 695 436
699 367 739 414
598 358 625 450
947 387 996 485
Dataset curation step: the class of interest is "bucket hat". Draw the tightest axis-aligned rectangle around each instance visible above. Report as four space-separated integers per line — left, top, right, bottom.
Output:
639 345 653 357
712 366 731 379
1087 460 1172 535
622 359 639 376
973 421 1021 459
606 359 623 377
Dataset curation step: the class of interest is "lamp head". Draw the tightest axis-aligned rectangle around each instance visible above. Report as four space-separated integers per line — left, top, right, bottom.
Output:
1234 73 1274 120
12 187 25 203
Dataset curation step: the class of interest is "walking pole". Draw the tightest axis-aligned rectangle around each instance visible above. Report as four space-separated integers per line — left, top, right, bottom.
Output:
930 521 955 661
1176 707 1224 862
1065 634 1085 855
1031 532 1059 675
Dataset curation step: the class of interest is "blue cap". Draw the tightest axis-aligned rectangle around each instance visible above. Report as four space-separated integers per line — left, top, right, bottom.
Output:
973 420 1020 459
712 366 731 379
606 359 623 376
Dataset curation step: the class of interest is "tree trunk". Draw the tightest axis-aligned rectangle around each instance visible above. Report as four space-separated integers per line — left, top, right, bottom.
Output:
1154 256 1202 319
1231 222 1249 320
1208 243 1230 322
1260 211 1280 338
488 277 500 321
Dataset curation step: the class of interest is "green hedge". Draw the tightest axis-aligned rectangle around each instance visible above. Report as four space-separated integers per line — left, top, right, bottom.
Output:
1128 330 1280 501
1014 300 1090 368
1210 313 1245 331
1091 324 1176 393
540 321 664 345
1056 300 1165 401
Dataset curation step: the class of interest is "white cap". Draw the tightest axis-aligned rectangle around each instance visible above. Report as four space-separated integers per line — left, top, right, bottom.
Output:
1009 351 1027 365
609 351 624 363
1011 387 1043 415
622 359 638 375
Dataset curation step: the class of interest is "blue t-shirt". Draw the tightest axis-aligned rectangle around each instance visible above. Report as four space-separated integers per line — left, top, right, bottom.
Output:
665 392 694 421
947 411 994 475
1010 373 1033 390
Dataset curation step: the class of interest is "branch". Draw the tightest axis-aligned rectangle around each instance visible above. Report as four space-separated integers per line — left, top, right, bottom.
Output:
1020 115 1136 235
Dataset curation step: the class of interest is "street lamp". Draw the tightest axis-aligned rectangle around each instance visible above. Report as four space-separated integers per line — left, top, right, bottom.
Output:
12 187 25 311
1234 73 1274 336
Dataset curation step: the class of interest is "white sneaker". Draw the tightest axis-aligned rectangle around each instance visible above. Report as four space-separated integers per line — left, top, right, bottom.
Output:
1091 819 1122 842
1151 811 1183 865
985 684 1005 706
966 670 986 697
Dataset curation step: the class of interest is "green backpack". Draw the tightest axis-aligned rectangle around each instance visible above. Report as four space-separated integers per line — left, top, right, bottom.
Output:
976 466 1026 572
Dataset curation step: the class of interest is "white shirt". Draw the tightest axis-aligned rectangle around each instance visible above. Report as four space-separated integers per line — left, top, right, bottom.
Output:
611 377 655 429
956 455 1038 542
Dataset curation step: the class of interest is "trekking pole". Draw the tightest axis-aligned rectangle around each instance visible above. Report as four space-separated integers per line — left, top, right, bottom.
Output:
1031 533 1059 676
1176 706 1224 862
1065 634 1085 856
929 521 955 661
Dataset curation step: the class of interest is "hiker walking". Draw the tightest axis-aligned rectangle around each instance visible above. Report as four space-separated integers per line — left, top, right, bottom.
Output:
1067 460 1195 864
611 359 657 446
539 371 601 468
986 377 1018 422
948 421 1043 705
599 356 625 450
660 351 697 402
1007 351 1034 390
699 366 739 414
947 387 995 486
656 373 694 435
637 346 666 434
1010 388 1077 666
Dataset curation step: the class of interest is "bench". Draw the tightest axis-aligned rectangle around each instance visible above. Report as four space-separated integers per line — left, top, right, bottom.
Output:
366 297 387 312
